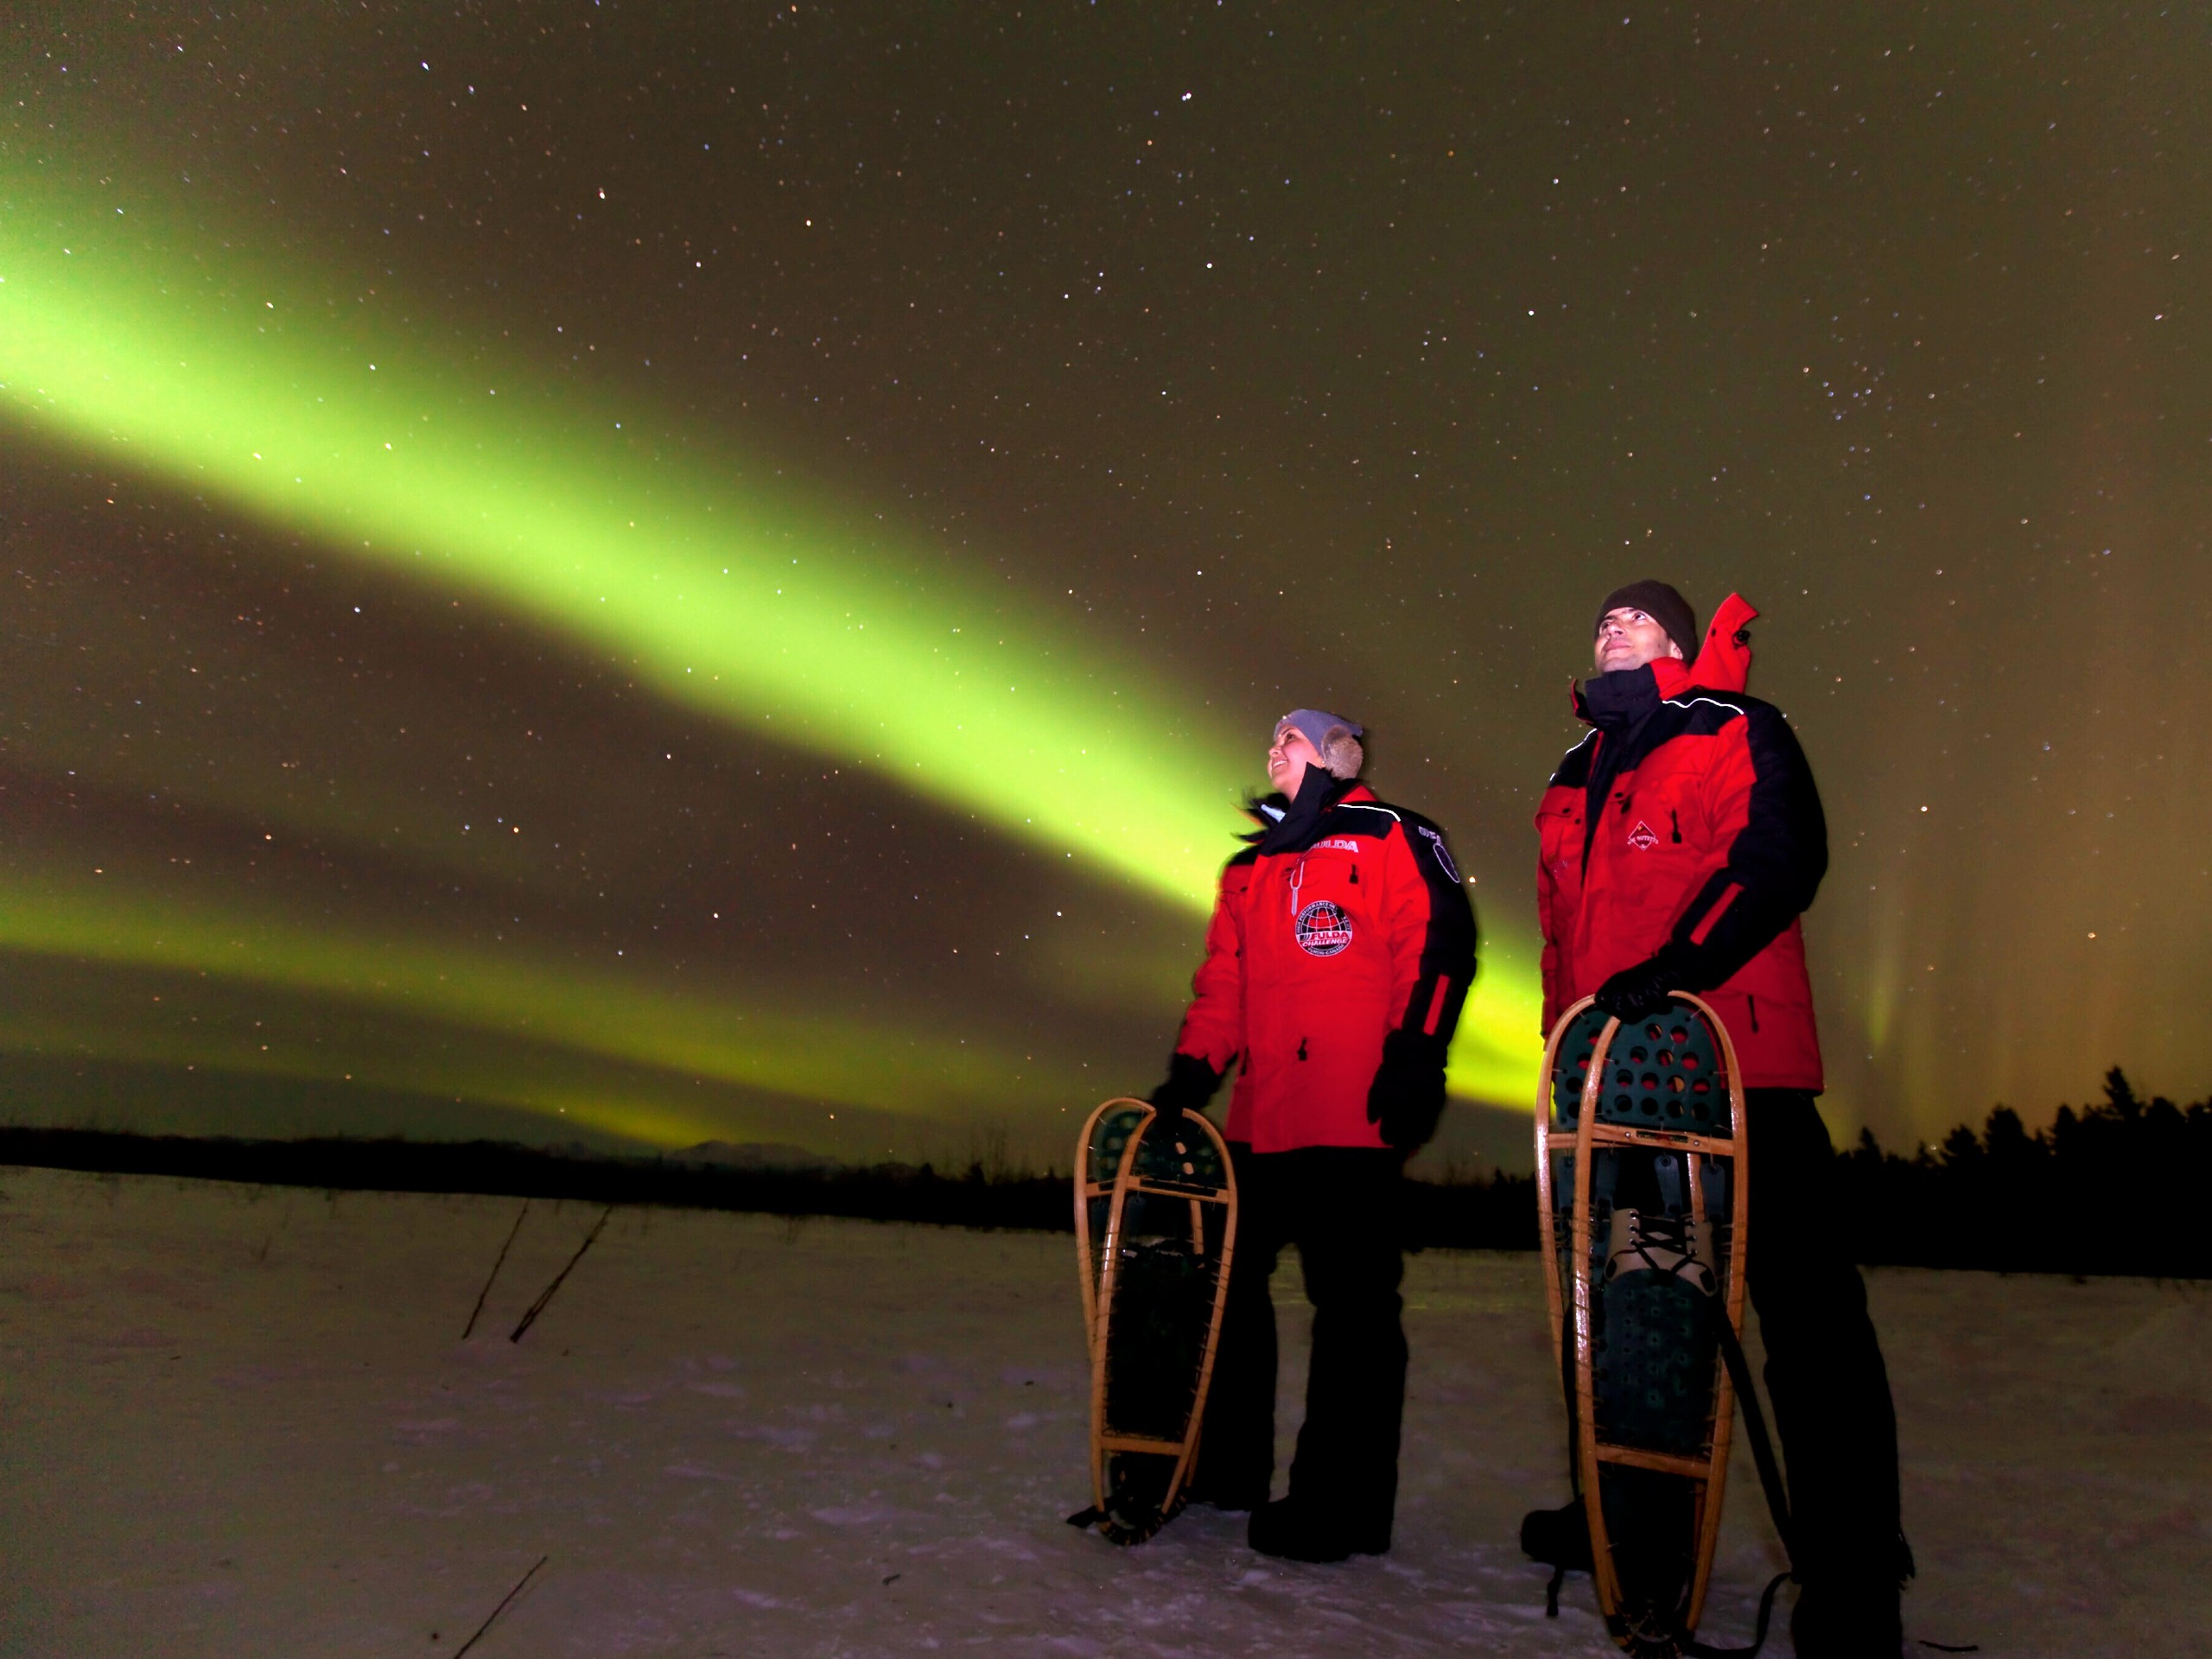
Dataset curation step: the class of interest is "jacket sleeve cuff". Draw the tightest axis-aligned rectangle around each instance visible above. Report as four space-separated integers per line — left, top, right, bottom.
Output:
1381 1027 1451 1071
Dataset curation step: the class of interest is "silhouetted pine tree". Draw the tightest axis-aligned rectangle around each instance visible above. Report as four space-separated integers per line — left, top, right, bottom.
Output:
1834 1068 2211 1275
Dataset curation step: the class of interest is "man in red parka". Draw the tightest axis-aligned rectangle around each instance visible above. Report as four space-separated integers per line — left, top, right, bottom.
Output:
1527 581 1909 1658
1144 709 1476 1562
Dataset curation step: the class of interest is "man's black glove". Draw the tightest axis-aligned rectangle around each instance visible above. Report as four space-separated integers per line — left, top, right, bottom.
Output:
1366 1029 1449 1152
1592 941 1704 1024
1147 1051 1223 1129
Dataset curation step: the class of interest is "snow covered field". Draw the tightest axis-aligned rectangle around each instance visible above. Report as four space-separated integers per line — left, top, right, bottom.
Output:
3 1166 2205 1657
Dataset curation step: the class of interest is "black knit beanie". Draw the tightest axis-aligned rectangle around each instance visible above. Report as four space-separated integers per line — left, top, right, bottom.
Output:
1593 581 1698 662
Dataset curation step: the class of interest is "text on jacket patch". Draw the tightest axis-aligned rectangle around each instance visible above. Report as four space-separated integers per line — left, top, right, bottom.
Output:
1626 819 1660 851
1294 899 1355 957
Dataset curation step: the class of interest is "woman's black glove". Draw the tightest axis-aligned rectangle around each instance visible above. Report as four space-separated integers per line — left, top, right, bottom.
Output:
1592 941 1703 1023
1147 1051 1223 1128
1366 1029 1449 1152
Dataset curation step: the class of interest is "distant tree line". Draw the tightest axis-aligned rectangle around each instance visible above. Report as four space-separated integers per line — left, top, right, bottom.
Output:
1405 1064 2212 1274
2 1067 2204 1275
1830 1066 2212 1276
0 1128 1080 1233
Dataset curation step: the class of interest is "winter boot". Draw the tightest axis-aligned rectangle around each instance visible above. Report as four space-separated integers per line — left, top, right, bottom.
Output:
1247 1496 1389 1562
1604 1206 1718 1295
1789 1573 1904 1659
1519 1495 1595 1573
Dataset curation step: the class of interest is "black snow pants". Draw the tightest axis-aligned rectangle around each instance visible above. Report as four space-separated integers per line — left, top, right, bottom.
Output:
1192 1144 1408 1536
1745 1089 1907 1586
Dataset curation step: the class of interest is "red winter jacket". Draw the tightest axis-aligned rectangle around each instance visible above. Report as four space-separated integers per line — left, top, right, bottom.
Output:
1535 595 1828 1090
1173 775 1478 1152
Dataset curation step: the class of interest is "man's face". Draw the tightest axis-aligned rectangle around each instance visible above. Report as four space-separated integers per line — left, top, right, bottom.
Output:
1593 607 1685 674
1267 725 1321 797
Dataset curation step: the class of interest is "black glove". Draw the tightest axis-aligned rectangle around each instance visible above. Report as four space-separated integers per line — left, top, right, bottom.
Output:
1366 1029 1449 1152
1147 1051 1223 1128
1592 942 1703 1024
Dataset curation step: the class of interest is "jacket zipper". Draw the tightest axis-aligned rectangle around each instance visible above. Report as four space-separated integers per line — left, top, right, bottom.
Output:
1747 994 1759 1033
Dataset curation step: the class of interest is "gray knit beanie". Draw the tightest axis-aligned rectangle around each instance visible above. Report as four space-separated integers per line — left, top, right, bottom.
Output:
1275 709 1366 779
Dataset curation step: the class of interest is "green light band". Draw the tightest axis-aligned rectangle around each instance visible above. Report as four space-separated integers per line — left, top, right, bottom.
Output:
0 168 1542 1104
0 870 1037 1128
0 179 1242 906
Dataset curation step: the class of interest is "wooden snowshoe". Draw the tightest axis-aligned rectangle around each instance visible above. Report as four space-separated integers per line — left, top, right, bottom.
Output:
1535 995 1753 1656
1070 1098 1238 1545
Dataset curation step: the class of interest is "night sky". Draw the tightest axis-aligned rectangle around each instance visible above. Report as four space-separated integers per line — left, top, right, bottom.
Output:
3 3 2205 1168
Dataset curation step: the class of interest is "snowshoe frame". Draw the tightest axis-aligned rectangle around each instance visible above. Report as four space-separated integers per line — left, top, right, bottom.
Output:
1072 1098 1238 1545
1535 995 1753 1653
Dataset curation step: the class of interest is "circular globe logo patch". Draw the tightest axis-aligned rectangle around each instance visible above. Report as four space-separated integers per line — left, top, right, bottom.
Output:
1294 899 1354 957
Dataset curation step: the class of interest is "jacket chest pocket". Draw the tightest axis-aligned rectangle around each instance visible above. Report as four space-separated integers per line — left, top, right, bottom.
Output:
1281 851 1363 957
1608 768 1702 859
1536 799 1584 878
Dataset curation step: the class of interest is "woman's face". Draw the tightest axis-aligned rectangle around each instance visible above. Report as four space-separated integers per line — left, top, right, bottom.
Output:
1267 725 1321 797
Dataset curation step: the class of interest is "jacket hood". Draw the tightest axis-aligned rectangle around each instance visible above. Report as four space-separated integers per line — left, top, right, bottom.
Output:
1684 592 1758 692
1243 791 1291 833
1242 772 1370 847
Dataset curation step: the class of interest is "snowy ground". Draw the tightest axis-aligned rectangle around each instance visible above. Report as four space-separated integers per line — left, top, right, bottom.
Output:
3 1166 2206 1657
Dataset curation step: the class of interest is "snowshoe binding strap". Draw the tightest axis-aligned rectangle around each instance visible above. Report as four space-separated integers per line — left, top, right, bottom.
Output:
1066 1491 1186 1545
1603 1206 1719 1296
1675 1569 1792 1659
1661 1307 1798 1658
1711 1306 1795 1564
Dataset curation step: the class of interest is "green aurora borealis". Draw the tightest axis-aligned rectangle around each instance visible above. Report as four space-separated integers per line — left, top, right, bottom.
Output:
0 173 1256 911
0 169 1544 1140
3 3 2207 1164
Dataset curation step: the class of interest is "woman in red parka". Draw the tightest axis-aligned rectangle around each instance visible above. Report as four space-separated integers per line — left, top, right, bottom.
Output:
1144 709 1476 1562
